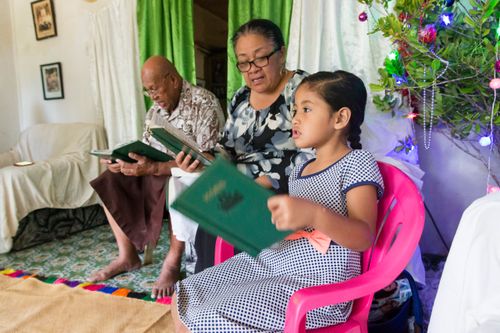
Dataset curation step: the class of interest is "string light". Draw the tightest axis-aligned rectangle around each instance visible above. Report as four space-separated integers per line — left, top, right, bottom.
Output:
388 50 399 61
439 12 453 27
479 136 492 146
406 112 418 119
490 78 500 89
393 74 408 85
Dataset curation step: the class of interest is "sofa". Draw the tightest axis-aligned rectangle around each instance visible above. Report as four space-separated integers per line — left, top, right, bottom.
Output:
0 123 108 253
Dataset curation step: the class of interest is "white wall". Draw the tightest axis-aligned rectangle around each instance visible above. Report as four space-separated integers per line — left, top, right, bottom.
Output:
417 126 499 255
1 0 104 145
0 0 20 152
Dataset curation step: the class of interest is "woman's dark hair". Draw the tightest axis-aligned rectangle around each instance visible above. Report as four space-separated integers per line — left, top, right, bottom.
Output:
298 71 367 149
231 19 285 50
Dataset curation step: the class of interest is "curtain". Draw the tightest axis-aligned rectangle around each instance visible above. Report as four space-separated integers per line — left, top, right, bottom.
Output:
137 0 196 109
287 1 423 177
287 0 426 284
88 0 145 148
226 0 293 101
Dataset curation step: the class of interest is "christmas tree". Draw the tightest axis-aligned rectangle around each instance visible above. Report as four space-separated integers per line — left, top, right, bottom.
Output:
359 0 499 188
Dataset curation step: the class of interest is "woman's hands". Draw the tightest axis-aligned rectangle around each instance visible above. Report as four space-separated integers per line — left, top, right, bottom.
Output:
174 151 214 173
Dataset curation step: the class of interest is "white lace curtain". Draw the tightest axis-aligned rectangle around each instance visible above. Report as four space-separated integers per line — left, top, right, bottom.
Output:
88 0 145 148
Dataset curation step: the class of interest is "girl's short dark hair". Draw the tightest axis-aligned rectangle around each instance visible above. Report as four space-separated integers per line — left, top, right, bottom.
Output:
299 71 367 149
231 19 285 50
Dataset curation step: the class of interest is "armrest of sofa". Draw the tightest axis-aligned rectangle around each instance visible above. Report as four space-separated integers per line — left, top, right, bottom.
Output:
0 150 20 168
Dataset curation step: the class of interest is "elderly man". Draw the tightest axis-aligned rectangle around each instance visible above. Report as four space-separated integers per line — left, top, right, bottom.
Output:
89 55 224 299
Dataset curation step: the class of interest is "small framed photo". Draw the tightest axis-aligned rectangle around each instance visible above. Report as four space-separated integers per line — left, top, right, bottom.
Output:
31 0 57 40
40 62 64 100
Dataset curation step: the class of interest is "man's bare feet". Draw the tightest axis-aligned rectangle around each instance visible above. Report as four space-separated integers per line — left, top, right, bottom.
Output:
151 263 180 299
88 257 141 282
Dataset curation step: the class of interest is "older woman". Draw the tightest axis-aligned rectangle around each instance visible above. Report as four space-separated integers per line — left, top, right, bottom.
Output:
174 18 310 274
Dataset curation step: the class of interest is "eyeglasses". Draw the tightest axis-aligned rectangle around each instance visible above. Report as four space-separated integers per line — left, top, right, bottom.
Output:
143 74 169 98
143 89 156 98
236 48 281 73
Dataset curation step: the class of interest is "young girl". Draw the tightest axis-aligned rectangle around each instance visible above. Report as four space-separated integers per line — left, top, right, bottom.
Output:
172 71 384 332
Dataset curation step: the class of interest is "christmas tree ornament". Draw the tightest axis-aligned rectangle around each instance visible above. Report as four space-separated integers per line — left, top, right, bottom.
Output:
398 41 411 57
358 12 368 22
495 60 500 73
418 24 437 44
422 67 435 149
444 0 455 7
398 12 410 22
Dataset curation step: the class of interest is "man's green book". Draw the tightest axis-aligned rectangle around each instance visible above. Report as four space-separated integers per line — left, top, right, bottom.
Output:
171 158 291 257
90 140 173 163
149 125 212 166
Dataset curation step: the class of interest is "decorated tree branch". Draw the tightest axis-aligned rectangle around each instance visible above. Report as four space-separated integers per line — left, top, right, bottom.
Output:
358 0 499 189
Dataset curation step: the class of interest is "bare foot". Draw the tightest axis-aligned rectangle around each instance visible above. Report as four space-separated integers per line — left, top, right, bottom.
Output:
151 263 180 299
88 257 141 282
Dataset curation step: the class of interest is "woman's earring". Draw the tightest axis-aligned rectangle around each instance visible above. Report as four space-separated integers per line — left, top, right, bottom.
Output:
280 65 286 77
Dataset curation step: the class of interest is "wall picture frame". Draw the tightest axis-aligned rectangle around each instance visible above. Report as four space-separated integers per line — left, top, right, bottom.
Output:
40 62 64 100
31 0 57 40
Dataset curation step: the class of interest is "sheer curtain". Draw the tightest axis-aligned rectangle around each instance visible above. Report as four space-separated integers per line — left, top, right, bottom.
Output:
227 0 293 101
88 0 145 148
287 1 423 184
137 0 196 109
287 0 425 284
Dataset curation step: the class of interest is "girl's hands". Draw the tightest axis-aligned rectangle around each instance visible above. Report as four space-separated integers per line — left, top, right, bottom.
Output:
267 195 315 231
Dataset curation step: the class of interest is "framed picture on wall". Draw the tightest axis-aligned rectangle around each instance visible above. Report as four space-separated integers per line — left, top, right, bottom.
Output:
40 62 64 100
31 0 57 40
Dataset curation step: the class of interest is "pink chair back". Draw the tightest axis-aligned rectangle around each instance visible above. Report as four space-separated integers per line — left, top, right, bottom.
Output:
215 162 425 333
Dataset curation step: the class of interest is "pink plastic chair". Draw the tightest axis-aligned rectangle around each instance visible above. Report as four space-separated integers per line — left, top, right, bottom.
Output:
214 161 425 333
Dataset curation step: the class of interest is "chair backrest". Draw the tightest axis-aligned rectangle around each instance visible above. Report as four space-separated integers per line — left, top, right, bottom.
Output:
347 161 425 325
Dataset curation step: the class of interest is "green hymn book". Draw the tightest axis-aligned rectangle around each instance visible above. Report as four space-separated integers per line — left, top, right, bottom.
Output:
90 140 173 163
171 158 291 257
149 124 213 166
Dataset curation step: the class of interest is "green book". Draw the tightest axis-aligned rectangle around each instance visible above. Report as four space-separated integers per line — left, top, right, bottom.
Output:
149 125 213 166
171 158 291 257
90 140 173 163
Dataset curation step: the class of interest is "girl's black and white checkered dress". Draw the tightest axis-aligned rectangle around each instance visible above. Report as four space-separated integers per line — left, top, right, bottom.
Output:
175 150 384 332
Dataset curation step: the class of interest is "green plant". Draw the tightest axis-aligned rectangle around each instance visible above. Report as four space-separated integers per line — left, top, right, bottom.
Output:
359 0 499 186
